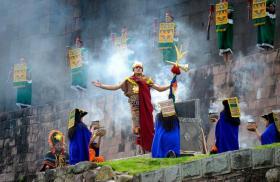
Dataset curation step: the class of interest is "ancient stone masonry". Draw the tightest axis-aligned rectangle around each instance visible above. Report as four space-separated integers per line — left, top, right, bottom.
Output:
32 146 280 182
0 0 279 181
202 50 280 149
0 96 137 182
135 146 280 182
0 50 279 181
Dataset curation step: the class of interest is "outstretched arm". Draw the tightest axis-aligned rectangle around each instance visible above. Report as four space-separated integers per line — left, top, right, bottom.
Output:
92 80 123 90
151 84 169 92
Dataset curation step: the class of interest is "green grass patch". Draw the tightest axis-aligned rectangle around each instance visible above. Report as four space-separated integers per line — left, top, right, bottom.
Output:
254 142 280 150
99 154 209 175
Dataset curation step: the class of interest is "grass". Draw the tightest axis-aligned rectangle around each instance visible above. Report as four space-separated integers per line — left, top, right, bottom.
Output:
254 142 280 149
99 143 280 175
99 154 209 175
98 144 280 175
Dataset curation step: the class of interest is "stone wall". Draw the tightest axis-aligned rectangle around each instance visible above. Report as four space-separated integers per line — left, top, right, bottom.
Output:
204 50 280 148
1 0 279 112
0 95 137 182
0 40 279 182
32 146 280 182
0 0 280 181
135 147 280 182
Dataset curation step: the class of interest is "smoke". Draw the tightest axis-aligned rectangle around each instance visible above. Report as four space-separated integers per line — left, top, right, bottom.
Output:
209 100 223 113
230 51 267 97
240 113 254 123
0 0 212 116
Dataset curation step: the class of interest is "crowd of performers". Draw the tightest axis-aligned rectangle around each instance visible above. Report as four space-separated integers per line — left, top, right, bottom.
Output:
39 59 280 172
209 99 280 154
9 0 277 172
40 109 106 171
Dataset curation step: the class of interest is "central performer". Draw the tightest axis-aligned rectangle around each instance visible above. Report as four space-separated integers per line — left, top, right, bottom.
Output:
92 61 169 153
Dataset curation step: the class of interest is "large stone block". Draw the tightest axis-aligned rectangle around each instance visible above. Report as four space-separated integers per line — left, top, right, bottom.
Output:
164 165 181 182
202 153 231 176
3 172 15 182
140 169 164 182
230 149 252 170
181 160 202 179
44 169 57 182
179 117 204 152
252 148 274 169
95 165 115 181
274 147 280 166
72 161 97 174
83 170 96 182
29 116 39 125
55 101 71 112
266 168 280 182
0 113 8 122
38 104 54 115
0 139 3 149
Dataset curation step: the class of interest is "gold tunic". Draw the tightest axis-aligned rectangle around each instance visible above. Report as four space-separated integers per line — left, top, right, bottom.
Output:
120 75 153 132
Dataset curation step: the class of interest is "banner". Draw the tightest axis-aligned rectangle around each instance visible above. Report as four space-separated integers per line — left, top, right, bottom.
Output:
68 109 75 129
273 112 280 133
112 29 128 49
158 22 175 49
13 63 27 87
216 2 228 26
68 48 82 69
227 97 241 118
252 0 266 20
158 99 176 117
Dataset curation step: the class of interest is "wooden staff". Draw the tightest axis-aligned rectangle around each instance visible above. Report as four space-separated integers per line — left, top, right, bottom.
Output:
248 0 253 20
206 4 215 40
199 124 208 154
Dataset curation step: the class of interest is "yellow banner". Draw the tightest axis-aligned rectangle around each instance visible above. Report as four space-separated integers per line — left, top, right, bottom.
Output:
13 63 27 83
227 97 241 118
216 2 228 26
121 31 128 48
68 109 75 129
252 0 266 20
112 30 128 49
68 48 82 69
273 112 280 133
114 35 127 48
158 23 175 43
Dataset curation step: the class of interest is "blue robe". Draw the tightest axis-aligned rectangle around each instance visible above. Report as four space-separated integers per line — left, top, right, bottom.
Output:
215 111 239 153
69 123 91 165
152 116 180 158
261 123 280 145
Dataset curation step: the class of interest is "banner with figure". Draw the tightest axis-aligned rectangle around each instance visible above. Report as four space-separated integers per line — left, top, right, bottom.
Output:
68 48 88 90
13 62 32 108
215 2 228 26
252 0 266 25
253 0 276 49
68 109 76 129
13 63 27 87
215 2 234 58
68 48 82 69
227 97 240 118
158 22 175 49
111 29 128 49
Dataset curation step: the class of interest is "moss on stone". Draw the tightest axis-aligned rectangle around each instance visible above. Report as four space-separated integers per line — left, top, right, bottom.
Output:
99 154 209 175
254 143 280 150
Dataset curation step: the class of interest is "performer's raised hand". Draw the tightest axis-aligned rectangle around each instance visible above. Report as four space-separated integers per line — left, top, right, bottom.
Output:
91 80 123 90
92 80 101 87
